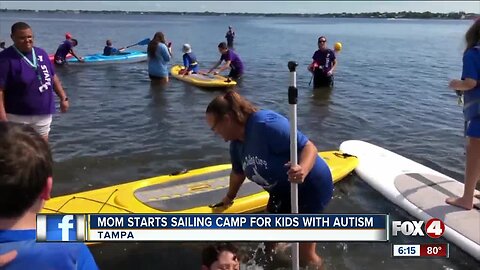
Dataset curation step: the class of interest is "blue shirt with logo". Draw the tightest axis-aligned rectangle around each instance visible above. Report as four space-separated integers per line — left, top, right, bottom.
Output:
0 229 98 270
312 48 336 74
229 109 333 212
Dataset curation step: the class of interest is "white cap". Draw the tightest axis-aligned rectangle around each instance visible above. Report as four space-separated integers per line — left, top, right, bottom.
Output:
182 43 191 53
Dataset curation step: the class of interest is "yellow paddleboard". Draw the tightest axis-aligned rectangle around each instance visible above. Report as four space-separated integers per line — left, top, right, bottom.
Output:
170 65 237 88
42 151 358 214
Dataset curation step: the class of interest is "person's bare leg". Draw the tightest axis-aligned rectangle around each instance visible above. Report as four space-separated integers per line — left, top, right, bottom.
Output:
299 242 323 269
446 137 480 209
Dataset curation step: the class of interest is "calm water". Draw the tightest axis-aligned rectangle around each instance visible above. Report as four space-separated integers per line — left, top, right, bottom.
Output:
1 12 478 269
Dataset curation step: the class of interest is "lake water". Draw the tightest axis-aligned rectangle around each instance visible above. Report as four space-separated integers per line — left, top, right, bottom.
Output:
0 11 477 269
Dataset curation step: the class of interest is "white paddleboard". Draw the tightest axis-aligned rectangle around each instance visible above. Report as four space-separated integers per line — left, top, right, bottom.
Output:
339 140 480 261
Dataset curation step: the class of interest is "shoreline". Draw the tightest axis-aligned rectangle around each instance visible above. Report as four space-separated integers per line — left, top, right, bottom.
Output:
1 9 478 20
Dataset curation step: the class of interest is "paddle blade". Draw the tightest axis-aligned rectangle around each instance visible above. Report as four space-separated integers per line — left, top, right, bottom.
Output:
137 38 151 46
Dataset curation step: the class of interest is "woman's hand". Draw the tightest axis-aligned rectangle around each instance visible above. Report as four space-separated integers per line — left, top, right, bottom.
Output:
285 162 307 183
449 79 463 90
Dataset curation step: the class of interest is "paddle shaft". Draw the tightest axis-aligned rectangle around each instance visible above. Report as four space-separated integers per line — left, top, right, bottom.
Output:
288 61 300 270
125 38 150 49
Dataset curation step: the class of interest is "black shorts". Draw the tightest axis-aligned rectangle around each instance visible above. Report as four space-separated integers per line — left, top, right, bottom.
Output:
266 192 325 214
228 69 242 80
313 70 334 88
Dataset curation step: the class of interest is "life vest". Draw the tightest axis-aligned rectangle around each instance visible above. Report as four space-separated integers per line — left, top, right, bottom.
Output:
185 53 198 70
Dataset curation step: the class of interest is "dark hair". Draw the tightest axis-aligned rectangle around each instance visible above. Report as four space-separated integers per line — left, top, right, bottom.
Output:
465 19 480 53
106 39 112 46
318 36 327 42
0 122 52 218
201 243 238 268
218 42 228 50
11 22 31 35
71 38 78 46
206 90 258 126
148 32 166 58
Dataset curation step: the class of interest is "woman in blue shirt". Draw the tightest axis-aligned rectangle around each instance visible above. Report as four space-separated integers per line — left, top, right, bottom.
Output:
446 19 480 210
205 90 333 268
147 32 172 84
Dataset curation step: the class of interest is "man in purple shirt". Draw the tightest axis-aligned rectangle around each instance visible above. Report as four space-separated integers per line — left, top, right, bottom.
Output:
208 42 244 80
53 38 83 65
0 22 70 141
308 36 337 88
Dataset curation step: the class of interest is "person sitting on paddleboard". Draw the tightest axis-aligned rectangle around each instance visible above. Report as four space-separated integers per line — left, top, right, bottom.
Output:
201 243 240 270
207 42 243 80
308 36 337 88
179 43 199 75
54 38 83 65
103 39 125 56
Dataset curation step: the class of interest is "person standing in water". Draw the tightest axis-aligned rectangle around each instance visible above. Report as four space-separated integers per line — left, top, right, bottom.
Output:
147 32 172 84
225 26 235 48
446 18 480 210
54 37 83 65
207 42 244 80
0 22 70 142
308 36 337 88
205 91 333 268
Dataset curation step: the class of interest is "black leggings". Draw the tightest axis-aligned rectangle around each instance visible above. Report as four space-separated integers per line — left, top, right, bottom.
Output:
313 70 334 88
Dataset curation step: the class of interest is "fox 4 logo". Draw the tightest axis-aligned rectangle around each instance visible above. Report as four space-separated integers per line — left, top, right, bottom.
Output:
392 218 445 238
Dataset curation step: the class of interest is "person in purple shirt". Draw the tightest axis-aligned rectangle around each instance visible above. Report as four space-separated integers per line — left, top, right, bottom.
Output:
308 36 337 88
53 38 83 65
0 22 70 141
446 19 480 210
207 42 244 80
0 122 99 270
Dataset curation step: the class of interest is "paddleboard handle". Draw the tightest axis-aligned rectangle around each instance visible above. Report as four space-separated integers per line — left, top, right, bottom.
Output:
288 61 298 105
169 168 188 176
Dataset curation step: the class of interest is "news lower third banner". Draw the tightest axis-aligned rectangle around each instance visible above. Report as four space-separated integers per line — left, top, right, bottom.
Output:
36 214 389 242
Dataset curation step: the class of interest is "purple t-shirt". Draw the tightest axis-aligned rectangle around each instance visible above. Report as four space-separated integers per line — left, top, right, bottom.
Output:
54 40 72 60
220 49 244 74
312 48 336 73
0 46 56 115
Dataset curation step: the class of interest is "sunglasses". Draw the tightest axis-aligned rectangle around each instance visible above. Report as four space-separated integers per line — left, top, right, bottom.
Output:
318 40 327 43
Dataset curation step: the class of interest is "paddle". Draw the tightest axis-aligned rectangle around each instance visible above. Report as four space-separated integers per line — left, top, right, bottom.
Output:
287 61 300 270
125 38 151 49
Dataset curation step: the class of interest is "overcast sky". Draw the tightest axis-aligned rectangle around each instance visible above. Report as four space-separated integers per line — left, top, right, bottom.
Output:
1 1 479 14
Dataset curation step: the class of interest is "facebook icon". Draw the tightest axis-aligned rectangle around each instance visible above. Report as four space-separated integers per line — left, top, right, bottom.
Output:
36 214 85 242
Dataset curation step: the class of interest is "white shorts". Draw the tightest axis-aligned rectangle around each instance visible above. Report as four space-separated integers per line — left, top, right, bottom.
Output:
6 114 53 137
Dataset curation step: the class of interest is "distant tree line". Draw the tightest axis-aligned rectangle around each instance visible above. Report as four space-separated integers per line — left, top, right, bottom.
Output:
0 9 478 19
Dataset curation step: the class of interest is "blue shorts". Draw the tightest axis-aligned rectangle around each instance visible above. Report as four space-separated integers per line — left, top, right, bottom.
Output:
465 118 480 138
